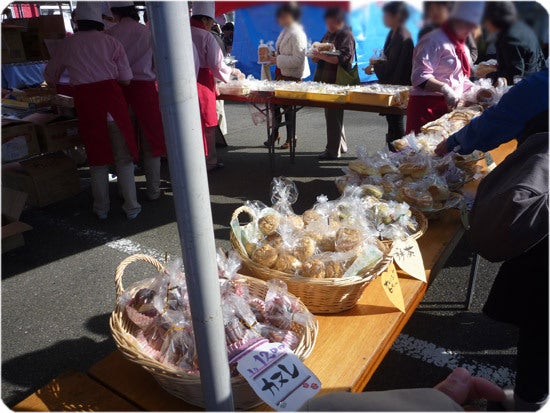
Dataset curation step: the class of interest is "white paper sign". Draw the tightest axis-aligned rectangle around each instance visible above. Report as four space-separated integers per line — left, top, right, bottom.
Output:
392 238 426 282
232 340 321 411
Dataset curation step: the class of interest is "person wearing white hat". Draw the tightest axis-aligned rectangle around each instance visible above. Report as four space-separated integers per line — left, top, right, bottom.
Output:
45 1 141 220
108 2 166 201
406 1 485 134
191 1 242 171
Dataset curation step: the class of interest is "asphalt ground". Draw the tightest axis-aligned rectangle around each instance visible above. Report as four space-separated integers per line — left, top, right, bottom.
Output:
1 101 517 408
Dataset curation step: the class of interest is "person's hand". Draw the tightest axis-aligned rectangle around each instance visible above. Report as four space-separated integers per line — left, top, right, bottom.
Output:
434 367 506 406
312 50 324 62
364 65 375 75
435 139 449 157
440 84 460 108
231 68 245 80
269 56 277 65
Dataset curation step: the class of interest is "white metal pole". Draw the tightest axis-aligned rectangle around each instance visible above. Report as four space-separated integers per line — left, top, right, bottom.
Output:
147 2 234 410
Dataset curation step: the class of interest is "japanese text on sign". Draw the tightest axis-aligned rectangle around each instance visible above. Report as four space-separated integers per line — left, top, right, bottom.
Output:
233 340 321 411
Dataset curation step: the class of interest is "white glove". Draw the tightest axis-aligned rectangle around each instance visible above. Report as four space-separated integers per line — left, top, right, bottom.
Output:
440 84 460 108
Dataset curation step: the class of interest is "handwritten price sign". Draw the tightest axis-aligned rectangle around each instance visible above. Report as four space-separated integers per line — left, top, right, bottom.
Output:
232 340 321 411
391 238 426 282
381 263 405 312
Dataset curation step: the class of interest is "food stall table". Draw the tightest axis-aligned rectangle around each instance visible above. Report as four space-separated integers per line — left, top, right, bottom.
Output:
218 93 407 164
12 371 139 412
10 142 516 412
83 140 516 411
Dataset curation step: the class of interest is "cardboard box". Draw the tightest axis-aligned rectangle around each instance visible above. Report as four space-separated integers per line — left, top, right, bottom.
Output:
5 15 65 37
4 16 65 61
23 113 81 153
2 153 80 207
2 118 41 163
1 27 26 63
2 187 32 253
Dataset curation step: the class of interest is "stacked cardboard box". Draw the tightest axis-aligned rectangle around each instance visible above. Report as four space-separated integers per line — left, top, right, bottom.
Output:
3 15 66 61
1 25 26 63
24 113 80 153
2 118 41 163
2 187 32 253
2 152 80 207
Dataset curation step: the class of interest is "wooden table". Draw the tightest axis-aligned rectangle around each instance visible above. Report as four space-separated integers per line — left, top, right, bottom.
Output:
218 93 406 163
12 142 517 411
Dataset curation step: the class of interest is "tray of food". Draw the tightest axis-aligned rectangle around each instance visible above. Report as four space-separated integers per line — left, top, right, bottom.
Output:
346 85 410 107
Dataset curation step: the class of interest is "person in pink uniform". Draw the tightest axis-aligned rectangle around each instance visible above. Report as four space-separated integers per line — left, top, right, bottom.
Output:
44 2 141 220
406 2 484 134
190 2 234 171
108 2 166 201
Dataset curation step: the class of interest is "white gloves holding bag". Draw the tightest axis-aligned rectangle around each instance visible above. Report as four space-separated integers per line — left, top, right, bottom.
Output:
440 84 461 108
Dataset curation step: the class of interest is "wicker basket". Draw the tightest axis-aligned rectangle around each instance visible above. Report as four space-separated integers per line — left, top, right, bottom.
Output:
110 254 318 409
230 207 393 314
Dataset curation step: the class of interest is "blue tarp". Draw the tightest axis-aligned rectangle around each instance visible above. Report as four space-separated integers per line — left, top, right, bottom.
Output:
2 61 46 89
233 3 422 82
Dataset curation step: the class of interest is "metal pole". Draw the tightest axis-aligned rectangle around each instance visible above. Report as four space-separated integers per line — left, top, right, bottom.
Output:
147 2 234 411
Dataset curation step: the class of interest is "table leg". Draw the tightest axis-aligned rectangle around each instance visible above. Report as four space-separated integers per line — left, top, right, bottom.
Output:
466 253 480 310
266 103 276 160
288 106 297 164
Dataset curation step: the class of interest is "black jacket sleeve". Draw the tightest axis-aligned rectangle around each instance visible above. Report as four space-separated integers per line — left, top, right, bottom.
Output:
374 29 413 85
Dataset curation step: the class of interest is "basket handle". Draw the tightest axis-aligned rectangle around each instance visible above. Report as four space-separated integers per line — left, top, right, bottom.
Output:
115 254 166 297
231 205 257 225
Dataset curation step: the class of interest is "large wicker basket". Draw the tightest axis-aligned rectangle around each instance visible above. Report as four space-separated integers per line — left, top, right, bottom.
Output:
110 254 318 409
230 207 393 314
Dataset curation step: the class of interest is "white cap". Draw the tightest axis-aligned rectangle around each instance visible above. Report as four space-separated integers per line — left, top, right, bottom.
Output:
450 2 485 25
110 1 134 8
192 1 215 19
75 2 104 23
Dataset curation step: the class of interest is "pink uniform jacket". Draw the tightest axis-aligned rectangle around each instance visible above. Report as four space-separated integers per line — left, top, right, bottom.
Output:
106 18 156 81
410 28 473 97
44 30 137 166
107 18 166 158
44 30 132 86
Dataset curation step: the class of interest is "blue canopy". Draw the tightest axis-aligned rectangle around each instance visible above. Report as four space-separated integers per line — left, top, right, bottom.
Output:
233 2 422 83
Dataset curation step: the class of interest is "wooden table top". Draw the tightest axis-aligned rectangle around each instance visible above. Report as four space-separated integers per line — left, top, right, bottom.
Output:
12 372 139 412
218 93 407 116
13 141 517 412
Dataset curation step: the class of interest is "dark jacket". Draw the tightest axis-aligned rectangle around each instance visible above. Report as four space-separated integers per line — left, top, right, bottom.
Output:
469 132 549 263
419 24 479 63
314 27 355 84
488 20 546 84
469 132 549 326
373 26 414 85
447 69 549 154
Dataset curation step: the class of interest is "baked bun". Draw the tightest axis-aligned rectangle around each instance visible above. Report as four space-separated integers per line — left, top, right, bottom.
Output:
252 244 278 267
274 254 302 274
335 228 362 252
295 236 317 261
325 261 344 278
258 214 280 236
302 259 326 278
